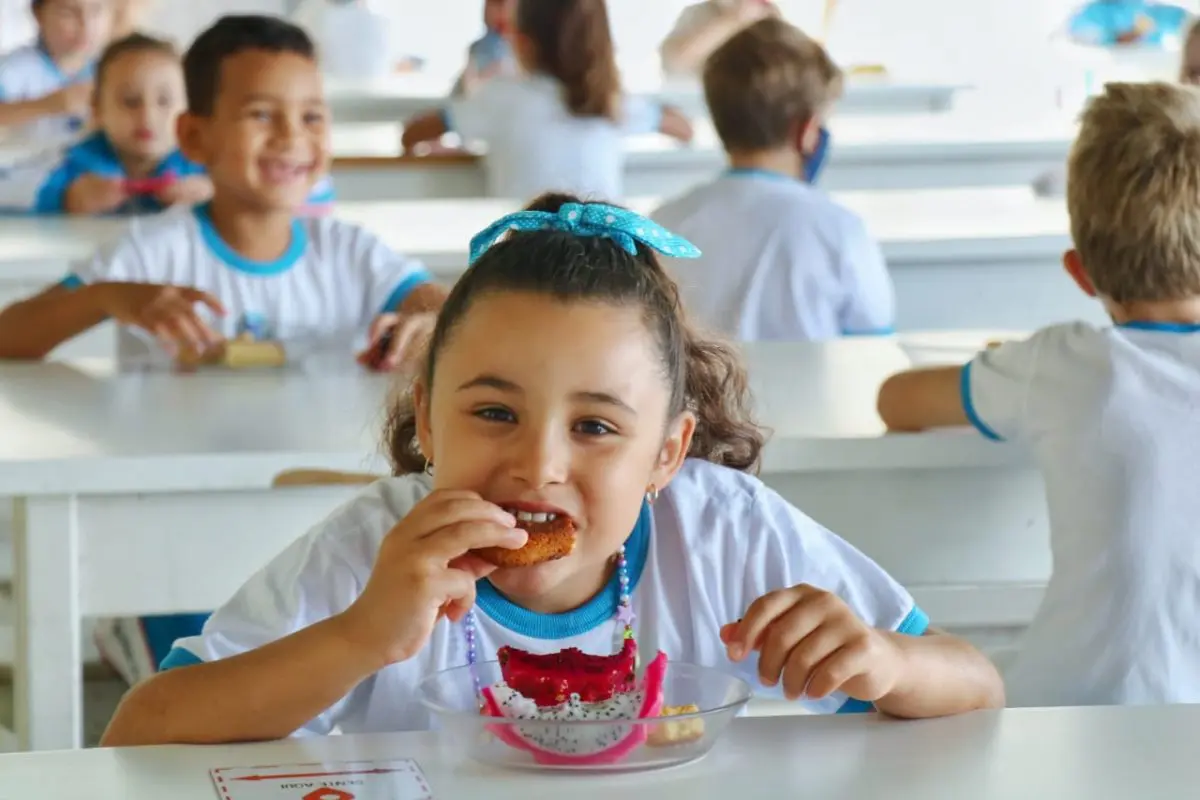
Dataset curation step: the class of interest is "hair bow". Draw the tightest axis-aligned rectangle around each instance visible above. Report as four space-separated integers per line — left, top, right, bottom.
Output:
468 202 702 265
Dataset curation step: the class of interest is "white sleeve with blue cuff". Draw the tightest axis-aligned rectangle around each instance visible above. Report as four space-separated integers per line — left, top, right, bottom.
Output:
342 224 433 316
962 332 1045 442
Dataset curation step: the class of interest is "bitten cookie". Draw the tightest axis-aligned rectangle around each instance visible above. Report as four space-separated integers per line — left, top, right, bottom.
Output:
474 516 577 567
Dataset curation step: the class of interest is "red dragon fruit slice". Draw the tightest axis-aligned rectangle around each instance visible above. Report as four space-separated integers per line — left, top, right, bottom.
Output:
497 636 638 706
480 650 668 767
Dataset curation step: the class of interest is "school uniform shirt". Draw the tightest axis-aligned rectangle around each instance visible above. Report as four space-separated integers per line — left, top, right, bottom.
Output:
160 458 929 736
962 321 1200 707
442 73 663 200
651 171 894 341
62 203 432 367
0 42 93 141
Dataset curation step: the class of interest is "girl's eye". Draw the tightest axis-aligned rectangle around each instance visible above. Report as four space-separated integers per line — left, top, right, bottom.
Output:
476 406 515 423
248 109 271 121
575 419 614 436
303 111 326 125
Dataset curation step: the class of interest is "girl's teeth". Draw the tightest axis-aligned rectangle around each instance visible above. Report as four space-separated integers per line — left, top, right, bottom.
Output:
510 510 557 523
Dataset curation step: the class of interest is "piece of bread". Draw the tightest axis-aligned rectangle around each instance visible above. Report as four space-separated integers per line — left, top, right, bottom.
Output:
474 516 576 567
647 704 705 747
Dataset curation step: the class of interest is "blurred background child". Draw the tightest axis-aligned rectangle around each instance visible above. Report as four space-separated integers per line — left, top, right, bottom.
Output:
0 0 112 140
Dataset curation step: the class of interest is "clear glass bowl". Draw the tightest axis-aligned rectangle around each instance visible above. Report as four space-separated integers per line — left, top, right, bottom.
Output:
417 660 752 772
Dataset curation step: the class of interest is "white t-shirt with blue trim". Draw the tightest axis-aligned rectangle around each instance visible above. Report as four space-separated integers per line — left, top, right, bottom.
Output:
442 73 663 200
962 320 1200 706
0 42 92 141
160 458 928 736
64 204 432 367
650 171 895 342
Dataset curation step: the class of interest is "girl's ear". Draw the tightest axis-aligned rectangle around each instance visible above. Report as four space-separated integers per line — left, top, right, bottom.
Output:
414 381 435 465
649 411 696 492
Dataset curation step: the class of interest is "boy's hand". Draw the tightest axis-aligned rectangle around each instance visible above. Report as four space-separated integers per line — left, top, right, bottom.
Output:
358 311 435 373
338 490 527 666
154 176 213 207
42 81 93 117
65 175 127 214
721 584 905 704
97 282 226 358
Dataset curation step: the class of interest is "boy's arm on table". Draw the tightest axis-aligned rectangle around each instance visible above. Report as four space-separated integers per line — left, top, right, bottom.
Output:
876 366 967 432
0 283 113 359
101 613 383 746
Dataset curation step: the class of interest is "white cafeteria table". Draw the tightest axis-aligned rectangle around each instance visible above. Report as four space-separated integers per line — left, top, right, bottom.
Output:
0 334 1046 750
324 72 969 122
1 706 1196 799
0 189 1101 361
328 110 1075 199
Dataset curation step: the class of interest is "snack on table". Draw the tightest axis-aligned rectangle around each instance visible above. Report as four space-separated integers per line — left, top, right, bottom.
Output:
647 704 705 747
473 514 577 567
480 638 669 766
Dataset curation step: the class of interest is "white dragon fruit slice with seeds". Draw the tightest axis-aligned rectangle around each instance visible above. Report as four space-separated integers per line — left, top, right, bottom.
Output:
480 650 668 766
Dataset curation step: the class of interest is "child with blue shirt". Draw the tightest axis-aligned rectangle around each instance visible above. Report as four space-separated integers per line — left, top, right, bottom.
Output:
99 192 1002 745
16 32 212 214
878 81 1200 707
402 0 693 200
0 0 111 140
652 19 892 342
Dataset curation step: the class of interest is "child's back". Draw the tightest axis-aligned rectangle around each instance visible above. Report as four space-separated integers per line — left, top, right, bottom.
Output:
983 321 1200 705
652 19 892 341
654 170 890 340
403 0 691 200
877 82 1200 706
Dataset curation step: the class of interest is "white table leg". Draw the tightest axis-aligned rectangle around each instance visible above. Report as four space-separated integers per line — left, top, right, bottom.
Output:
13 495 81 751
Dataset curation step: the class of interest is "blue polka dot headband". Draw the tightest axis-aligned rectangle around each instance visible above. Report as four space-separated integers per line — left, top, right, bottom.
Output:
468 202 702 265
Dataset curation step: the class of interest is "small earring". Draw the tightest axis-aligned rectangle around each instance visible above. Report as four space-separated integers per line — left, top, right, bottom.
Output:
646 484 659 504
424 459 434 477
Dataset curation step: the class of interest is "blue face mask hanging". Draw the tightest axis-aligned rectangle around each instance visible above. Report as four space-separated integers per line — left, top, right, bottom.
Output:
803 126 831 184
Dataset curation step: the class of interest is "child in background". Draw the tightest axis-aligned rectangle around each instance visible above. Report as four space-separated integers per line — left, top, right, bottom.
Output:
402 0 693 201
659 0 779 77
652 19 892 342
0 0 112 140
15 33 211 214
0 14 447 683
100 194 1002 746
878 82 1200 707
451 0 516 97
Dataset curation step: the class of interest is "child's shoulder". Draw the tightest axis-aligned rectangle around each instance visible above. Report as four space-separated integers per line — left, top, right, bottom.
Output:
0 43 42 73
656 459 822 550
299 214 384 256
302 474 433 561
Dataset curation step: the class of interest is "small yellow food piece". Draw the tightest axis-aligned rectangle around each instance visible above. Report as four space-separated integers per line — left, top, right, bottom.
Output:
646 704 705 747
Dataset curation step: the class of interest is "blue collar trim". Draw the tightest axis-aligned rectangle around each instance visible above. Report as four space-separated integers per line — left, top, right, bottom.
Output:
475 500 652 640
193 203 308 276
36 38 94 83
1118 321 1200 333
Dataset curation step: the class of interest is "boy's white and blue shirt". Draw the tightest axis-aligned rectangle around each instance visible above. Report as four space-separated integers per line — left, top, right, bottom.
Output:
160 459 928 735
651 170 895 341
962 321 1200 707
61 203 432 367
0 41 93 141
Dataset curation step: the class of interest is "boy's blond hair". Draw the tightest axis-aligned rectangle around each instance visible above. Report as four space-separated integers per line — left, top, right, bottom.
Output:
1069 82 1200 302
702 18 842 153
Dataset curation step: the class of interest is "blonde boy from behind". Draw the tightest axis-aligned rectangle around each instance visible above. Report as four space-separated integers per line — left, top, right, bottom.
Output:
652 18 894 341
878 82 1200 707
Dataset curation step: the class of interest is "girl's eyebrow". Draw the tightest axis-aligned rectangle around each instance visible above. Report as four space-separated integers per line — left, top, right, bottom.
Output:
457 374 637 415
